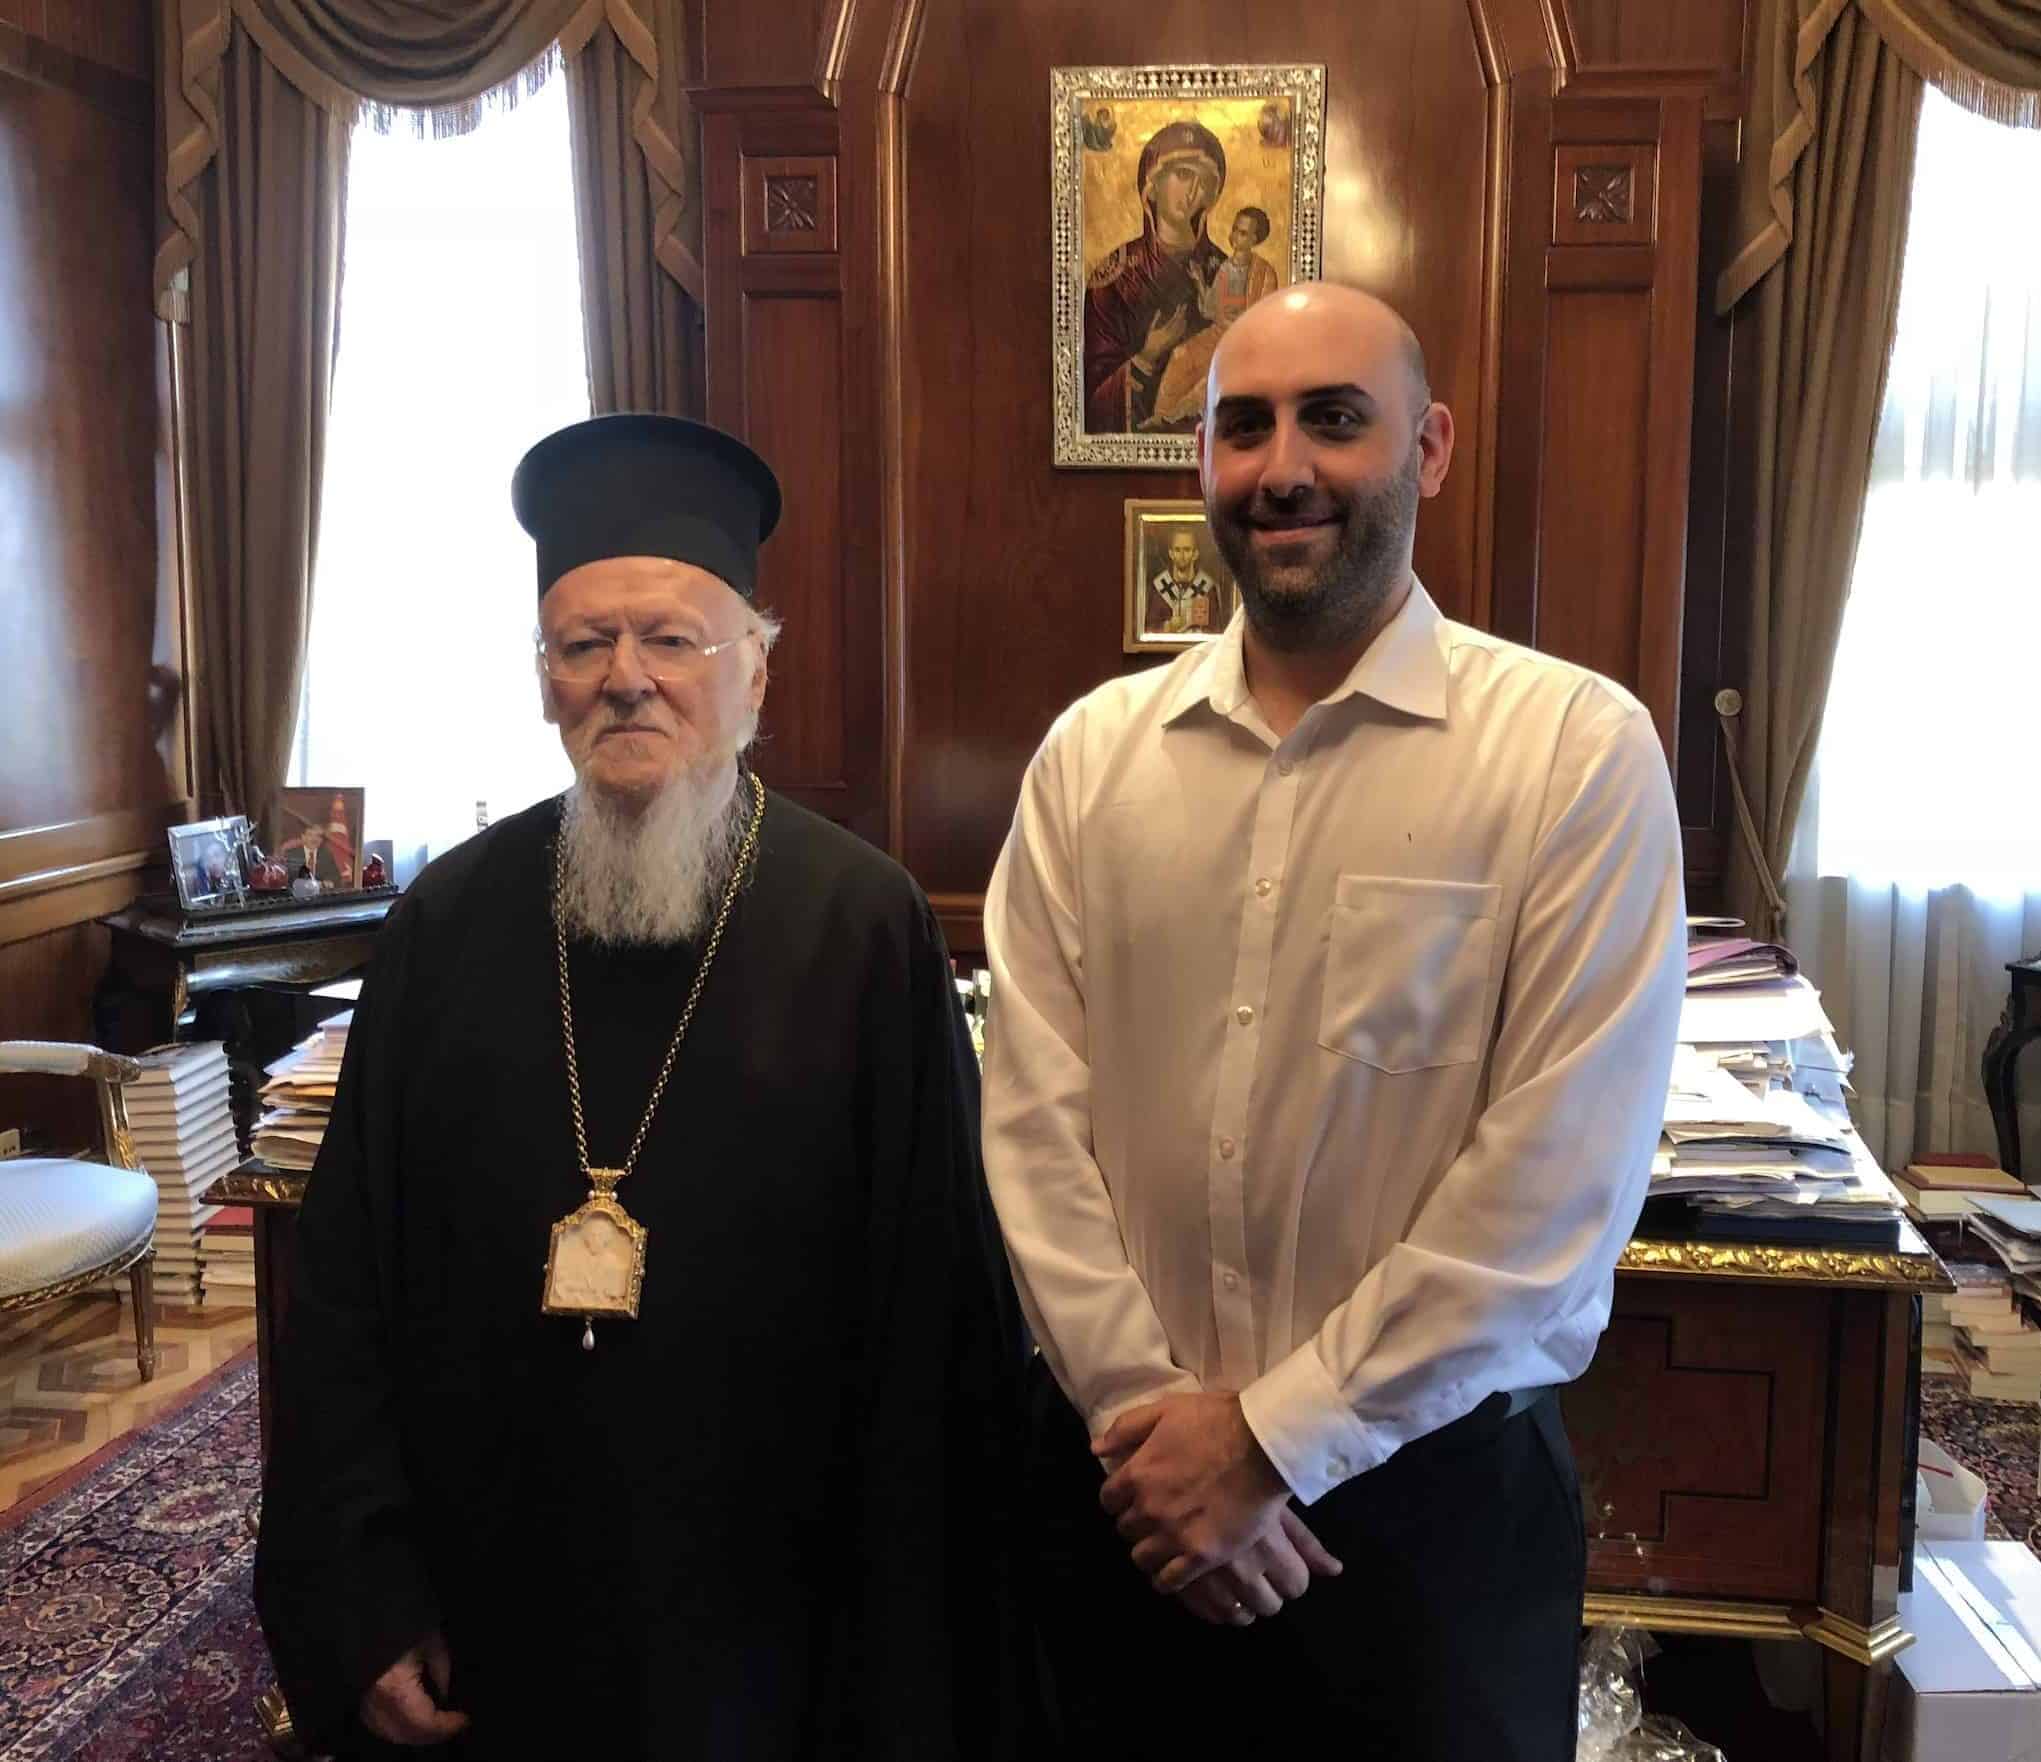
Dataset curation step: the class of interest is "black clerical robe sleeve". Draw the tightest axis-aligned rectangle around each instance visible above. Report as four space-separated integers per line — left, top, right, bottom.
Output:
254 898 439 1753
820 899 1035 1759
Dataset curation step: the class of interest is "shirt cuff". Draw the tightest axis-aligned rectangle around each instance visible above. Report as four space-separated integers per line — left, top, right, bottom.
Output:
1237 1342 1382 1506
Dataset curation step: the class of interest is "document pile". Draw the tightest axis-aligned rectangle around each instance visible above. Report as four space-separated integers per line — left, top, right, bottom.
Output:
252 1013 350 1172
1656 936 1901 1229
125 1042 235 1303
1928 1238 2041 1402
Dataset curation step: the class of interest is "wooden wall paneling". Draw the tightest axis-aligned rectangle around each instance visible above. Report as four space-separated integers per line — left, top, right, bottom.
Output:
0 22 175 958
1560 0 1749 118
692 0 1749 930
888 0 1507 933
1509 94 1701 756
699 0 828 94
0 921 115 1154
699 94 885 844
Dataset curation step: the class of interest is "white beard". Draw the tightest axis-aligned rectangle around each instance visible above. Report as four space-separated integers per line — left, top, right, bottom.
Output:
555 763 751 948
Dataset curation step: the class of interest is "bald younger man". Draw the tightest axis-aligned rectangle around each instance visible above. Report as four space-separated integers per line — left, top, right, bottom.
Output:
982 286 1685 1757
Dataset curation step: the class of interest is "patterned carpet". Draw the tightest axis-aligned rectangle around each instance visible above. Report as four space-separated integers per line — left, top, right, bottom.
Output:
1921 1371 2041 1546
0 1354 274 1762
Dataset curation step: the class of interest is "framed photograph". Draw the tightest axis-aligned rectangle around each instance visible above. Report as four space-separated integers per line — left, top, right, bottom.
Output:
1125 500 1236 653
267 787 365 889
1052 63 1327 469
168 816 251 911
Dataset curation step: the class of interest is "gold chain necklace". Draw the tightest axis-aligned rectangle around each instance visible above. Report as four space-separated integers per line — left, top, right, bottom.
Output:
539 770 766 1348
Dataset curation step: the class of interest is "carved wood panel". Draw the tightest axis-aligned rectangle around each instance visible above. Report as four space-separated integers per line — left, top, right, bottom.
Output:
742 154 839 255
1565 1279 1830 1602
1554 142 1657 246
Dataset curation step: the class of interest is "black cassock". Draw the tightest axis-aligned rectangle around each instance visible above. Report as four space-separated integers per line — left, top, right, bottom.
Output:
255 790 1032 1761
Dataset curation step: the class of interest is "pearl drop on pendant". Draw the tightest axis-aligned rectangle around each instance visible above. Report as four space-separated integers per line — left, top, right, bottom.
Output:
582 1321 594 1351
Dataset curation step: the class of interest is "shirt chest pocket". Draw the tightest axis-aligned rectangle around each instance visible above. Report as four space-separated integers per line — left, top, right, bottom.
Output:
1318 875 1503 1072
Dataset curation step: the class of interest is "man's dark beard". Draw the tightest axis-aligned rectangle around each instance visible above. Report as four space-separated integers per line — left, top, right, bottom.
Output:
1210 440 1422 652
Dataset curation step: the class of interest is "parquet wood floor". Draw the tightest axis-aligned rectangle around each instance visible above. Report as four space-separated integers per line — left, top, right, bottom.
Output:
0 1292 258 1510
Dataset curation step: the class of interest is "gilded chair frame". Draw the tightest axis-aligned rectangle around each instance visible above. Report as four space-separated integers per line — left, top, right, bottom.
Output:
0 1044 159 1381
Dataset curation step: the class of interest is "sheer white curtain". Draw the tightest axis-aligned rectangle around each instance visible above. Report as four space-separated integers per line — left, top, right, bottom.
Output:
292 76 587 878
1787 88 2041 1171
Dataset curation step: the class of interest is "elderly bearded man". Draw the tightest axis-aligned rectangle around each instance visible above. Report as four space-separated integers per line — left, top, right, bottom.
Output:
256 416 1030 1762
983 286 1685 1758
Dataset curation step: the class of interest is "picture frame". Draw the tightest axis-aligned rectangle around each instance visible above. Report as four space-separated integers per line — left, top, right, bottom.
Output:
1124 500 1237 653
1051 63 1327 469
267 787 366 890
167 815 252 912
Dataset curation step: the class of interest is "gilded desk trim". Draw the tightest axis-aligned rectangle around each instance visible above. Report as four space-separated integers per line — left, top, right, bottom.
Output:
1619 1237 1953 1293
212 1167 309 1207
1584 1594 1915 1663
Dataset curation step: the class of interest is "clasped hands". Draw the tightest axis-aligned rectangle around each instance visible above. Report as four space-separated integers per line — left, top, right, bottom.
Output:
1095 1391 1342 1628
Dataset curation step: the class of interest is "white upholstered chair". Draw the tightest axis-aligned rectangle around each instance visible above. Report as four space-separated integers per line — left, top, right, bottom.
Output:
0 1041 159 1380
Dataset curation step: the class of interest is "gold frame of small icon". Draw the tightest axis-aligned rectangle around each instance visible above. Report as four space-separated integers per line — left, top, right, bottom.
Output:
1124 499 1236 654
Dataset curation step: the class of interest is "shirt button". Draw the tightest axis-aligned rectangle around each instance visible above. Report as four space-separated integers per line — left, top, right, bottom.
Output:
1329 1454 1351 1477
1254 877 1273 898
1235 1004 1255 1026
1222 1270 1240 1290
1218 1137 1236 1159
1276 758 1294 777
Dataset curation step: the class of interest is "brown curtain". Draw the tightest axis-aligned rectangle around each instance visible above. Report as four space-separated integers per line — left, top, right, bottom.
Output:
1716 0 2041 934
181 28 348 826
1720 7 1922 935
564 0 704 414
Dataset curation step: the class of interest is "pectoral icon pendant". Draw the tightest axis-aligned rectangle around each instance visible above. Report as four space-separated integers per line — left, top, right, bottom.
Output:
541 1168 648 1348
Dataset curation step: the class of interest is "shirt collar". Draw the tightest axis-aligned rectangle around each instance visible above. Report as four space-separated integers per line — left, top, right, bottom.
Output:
1161 574 1450 727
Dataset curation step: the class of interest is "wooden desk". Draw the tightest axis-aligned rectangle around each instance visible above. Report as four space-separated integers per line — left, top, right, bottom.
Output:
1571 1229 1952 1762
1983 956 2040 1179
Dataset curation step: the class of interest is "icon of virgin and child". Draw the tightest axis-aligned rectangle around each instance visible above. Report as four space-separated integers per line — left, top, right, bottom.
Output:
1083 118 1283 436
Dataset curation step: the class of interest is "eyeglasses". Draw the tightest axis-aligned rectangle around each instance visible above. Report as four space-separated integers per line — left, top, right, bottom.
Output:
538 629 752 685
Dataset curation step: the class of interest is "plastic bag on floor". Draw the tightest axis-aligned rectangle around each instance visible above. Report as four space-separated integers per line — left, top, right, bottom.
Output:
1578 1627 1728 1762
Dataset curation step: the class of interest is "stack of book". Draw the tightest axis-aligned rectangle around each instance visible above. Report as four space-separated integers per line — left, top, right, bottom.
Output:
1927 1262 2015 1373
125 1042 236 1303
253 1013 350 1171
1944 1257 2041 1402
1891 1153 2026 1223
203 1203 256 1303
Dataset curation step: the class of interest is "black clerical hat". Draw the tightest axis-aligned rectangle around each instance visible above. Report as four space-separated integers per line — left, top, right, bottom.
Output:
511 414 782 600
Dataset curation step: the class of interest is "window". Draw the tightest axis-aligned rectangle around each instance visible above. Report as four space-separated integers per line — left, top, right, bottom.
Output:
1811 89 2041 893
292 77 587 875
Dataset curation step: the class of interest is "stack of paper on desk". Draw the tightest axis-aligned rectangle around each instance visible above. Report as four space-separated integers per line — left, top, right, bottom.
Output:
1685 936 1798 990
1657 968 1903 1227
252 1013 350 1172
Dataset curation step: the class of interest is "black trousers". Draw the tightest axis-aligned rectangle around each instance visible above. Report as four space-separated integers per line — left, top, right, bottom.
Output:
1025 1355 1585 1761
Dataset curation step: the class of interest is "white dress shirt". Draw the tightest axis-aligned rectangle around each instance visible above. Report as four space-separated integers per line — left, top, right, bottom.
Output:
981 578 1686 1505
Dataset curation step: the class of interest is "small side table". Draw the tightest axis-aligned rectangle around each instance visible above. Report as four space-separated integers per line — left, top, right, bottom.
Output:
1982 957 2041 1179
